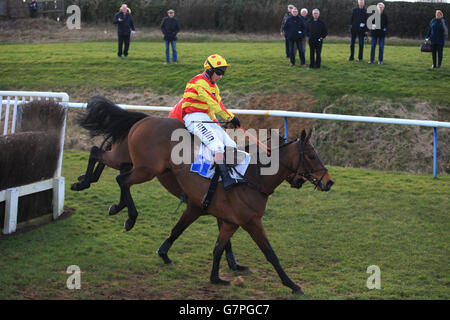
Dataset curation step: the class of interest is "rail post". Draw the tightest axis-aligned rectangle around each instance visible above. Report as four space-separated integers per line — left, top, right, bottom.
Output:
433 127 437 179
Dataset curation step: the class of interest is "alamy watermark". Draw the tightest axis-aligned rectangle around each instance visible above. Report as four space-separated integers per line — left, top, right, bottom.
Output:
66 5 81 30
170 128 280 175
366 265 381 290
66 265 81 290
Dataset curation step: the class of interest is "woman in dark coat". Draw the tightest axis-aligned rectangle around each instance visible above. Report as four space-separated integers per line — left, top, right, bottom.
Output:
426 10 448 69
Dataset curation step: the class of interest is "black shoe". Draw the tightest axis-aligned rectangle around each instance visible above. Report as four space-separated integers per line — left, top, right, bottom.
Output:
348 57 354 61
216 163 246 191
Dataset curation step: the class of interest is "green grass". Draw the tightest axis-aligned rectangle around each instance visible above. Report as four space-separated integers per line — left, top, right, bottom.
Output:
0 150 448 299
0 41 449 104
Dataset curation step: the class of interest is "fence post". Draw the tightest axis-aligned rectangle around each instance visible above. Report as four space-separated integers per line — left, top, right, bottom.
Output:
3 188 19 235
284 117 289 142
433 127 437 179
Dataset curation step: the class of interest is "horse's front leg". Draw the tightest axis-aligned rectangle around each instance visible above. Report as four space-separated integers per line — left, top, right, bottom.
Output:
217 219 250 272
243 217 304 295
210 222 239 285
157 202 203 265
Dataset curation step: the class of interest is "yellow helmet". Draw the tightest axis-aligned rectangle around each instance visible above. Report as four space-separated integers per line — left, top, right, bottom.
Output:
203 54 231 70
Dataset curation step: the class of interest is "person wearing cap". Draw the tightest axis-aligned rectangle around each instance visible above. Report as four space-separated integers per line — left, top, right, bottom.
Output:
281 5 295 59
161 9 180 64
113 4 136 58
168 54 245 190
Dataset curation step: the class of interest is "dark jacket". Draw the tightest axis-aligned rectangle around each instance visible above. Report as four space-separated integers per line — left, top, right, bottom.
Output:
370 12 388 38
161 17 180 41
306 19 328 41
282 15 306 41
426 18 449 46
350 7 368 34
29 1 38 13
280 12 292 34
113 11 135 35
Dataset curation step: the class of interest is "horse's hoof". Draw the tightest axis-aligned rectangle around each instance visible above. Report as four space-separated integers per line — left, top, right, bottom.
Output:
157 251 173 265
108 204 120 216
211 278 230 286
77 174 86 182
70 181 89 191
124 218 136 231
235 265 252 273
292 287 305 295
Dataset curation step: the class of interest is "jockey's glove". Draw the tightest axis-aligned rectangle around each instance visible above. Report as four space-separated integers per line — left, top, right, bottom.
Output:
230 116 241 128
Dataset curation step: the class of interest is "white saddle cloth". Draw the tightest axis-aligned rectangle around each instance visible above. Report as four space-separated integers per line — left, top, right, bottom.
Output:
190 143 251 180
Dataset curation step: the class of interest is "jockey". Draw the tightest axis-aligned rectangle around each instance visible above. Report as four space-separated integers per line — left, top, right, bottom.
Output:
169 54 245 190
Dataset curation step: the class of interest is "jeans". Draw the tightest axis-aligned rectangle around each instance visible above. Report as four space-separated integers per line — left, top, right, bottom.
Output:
288 39 306 65
165 40 177 63
350 32 365 60
370 36 385 63
285 36 290 58
431 44 443 67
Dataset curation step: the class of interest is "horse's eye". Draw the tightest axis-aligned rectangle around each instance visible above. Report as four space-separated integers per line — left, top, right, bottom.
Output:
308 154 316 160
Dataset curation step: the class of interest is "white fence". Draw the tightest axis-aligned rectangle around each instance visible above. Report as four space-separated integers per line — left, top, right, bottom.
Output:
0 91 68 235
68 102 450 179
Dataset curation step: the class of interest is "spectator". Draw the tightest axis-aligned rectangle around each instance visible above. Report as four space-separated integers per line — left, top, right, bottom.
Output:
113 4 136 58
369 3 388 65
283 8 306 67
426 10 448 69
29 0 38 18
300 8 309 56
306 9 328 69
161 9 180 64
349 0 368 61
281 5 295 59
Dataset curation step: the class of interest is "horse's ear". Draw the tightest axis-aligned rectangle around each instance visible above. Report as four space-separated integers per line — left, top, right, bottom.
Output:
306 128 312 142
300 129 306 141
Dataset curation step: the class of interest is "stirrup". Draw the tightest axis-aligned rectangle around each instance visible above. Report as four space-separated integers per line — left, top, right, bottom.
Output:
216 164 246 191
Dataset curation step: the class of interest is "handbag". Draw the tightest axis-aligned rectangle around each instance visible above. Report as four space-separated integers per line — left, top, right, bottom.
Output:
420 40 432 53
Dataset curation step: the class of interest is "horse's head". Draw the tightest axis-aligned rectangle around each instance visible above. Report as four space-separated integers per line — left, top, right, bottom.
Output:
285 129 334 192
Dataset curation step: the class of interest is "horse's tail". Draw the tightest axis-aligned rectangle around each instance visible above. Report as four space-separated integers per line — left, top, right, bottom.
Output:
78 96 149 144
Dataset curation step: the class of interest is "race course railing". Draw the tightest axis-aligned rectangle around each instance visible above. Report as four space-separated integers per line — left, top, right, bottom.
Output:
68 102 450 179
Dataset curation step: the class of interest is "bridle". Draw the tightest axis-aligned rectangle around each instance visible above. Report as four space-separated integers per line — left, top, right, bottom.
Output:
281 138 328 190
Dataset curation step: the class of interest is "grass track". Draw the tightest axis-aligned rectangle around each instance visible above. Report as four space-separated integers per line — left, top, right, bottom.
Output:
0 150 448 299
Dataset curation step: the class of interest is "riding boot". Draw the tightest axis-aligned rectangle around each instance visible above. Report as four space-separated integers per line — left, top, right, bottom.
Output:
216 163 246 191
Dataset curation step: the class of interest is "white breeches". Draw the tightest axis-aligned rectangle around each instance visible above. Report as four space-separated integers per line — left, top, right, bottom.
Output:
183 112 237 154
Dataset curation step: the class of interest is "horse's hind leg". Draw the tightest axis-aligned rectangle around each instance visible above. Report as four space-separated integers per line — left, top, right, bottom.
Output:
243 218 304 295
116 166 157 231
108 163 133 216
217 219 250 272
71 146 103 191
210 222 239 286
157 202 203 265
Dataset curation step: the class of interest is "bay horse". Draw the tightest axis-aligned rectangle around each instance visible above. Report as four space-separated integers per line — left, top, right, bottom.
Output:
77 96 334 294
71 99 248 272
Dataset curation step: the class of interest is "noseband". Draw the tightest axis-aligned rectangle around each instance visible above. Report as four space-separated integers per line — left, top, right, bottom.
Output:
283 139 328 190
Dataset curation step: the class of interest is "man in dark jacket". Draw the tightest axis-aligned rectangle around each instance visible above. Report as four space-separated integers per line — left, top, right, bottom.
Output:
369 3 388 65
29 0 38 18
113 4 136 58
281 5 295 59
283 8 306 67
349 0 368 61
161 9 180 64
306 9 328 69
